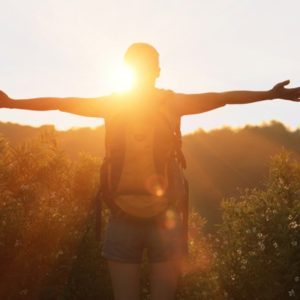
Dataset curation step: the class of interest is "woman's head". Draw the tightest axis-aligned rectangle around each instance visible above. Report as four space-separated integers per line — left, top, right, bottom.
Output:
124 43 160 88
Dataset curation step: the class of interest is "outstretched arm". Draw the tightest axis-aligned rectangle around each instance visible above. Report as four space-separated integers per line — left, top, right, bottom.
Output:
174 80 300 116
0 91 111 118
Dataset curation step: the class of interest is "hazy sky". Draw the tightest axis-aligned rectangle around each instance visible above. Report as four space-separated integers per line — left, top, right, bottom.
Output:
1 0 299 134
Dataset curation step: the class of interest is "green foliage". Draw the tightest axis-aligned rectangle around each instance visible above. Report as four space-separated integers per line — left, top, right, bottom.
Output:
0 130 299 299
0 130 110 299
214 151 300 299
176 211 223 300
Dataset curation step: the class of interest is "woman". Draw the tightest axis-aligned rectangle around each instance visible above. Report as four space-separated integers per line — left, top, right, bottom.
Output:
1 43 299 300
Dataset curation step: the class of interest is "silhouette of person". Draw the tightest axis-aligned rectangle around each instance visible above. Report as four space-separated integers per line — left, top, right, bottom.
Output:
0 43 300 300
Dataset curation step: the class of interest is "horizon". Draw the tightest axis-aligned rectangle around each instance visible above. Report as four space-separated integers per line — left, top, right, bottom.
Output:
0 119 298 136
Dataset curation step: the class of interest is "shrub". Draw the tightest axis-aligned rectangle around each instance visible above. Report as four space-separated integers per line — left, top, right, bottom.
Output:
214 151 300 300
0 130 111 299
1 130 299 300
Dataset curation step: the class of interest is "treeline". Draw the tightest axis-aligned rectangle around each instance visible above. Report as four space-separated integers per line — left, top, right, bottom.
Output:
1 120 300 230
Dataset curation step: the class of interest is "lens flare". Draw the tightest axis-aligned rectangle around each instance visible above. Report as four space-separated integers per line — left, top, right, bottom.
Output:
145 175 167 196
165 209 176 229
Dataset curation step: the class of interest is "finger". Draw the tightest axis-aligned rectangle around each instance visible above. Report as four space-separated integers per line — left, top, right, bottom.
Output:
290 90 300 98
277 79 290 87
290 88 300 96
0 91 8 98
289 92 300 99
289 86 300 91
289 87 300 92
290 96 300 101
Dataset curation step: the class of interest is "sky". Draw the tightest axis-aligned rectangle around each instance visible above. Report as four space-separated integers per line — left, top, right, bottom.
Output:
0 0 299 134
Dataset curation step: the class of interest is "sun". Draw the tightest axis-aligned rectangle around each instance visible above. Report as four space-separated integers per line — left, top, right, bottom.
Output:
111 62 135 92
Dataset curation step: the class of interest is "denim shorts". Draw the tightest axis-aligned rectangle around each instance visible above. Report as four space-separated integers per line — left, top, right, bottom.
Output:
101 209 188 263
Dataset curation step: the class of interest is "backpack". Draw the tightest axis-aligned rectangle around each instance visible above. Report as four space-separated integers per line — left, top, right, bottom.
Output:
95 88 189 252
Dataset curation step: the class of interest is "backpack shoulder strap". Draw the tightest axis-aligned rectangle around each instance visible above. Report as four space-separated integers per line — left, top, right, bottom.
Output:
155 89 187 169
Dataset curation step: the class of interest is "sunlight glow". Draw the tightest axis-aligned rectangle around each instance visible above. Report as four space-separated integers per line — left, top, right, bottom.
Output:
110 63 135 92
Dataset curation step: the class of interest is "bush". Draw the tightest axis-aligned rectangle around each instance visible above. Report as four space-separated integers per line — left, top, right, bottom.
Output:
1 130 299 299
214 151 300 299
0 130 111 299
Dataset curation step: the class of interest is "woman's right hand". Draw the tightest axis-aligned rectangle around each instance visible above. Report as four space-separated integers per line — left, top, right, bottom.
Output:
0 91 12 108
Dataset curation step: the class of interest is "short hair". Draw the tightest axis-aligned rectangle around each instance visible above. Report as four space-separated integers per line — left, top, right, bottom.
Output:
124 43 159 67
